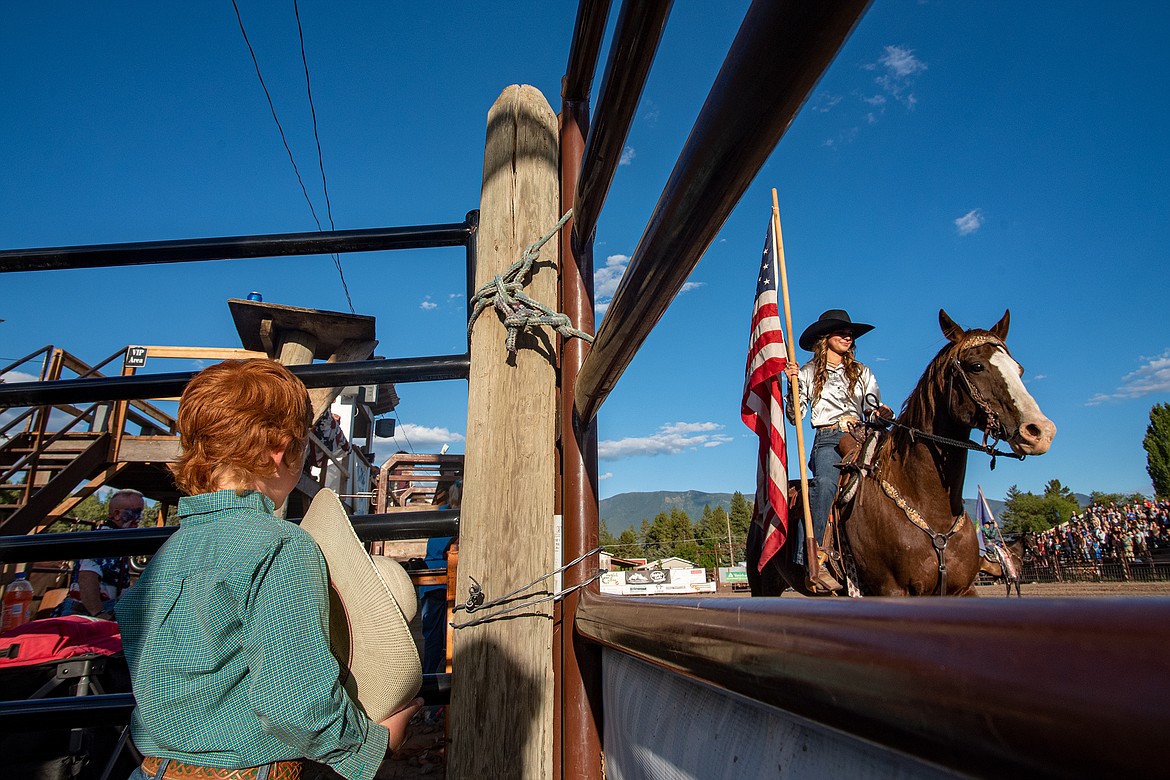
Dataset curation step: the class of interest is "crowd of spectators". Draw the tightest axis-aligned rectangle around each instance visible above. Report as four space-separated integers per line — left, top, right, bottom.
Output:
1029 500 1170 571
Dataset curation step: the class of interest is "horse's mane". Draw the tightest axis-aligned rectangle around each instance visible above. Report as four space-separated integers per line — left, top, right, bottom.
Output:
878 330 1004 463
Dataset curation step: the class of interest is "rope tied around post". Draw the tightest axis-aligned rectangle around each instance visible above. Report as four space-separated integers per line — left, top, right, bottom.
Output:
467 209 594 353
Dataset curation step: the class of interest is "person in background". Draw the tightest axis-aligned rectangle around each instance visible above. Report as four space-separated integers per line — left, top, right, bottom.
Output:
420 480 460 675
53 488 144 620
116 360 421 780
785 309 886 569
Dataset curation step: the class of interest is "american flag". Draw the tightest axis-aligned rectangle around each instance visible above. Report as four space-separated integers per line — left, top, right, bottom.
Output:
741 218 790 572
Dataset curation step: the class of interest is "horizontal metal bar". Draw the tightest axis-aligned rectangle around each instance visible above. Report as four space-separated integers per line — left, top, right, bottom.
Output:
0 354 470 408
572 0 673 244
0 220 475 273
0 673 452 731
562 0 613 102
574 0 870 421
0 510 460 561
576 590 1170 779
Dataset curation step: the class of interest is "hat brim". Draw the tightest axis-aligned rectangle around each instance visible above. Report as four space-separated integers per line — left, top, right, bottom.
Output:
300 488 422 722
798 320 874 351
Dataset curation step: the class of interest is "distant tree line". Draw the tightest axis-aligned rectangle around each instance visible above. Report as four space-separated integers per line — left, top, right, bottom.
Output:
600 491 754 570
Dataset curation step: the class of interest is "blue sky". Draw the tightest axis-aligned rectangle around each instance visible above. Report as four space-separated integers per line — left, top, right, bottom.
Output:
2 2 1167 505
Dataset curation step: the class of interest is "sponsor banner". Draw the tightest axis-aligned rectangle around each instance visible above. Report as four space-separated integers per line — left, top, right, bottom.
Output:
719 567 748 583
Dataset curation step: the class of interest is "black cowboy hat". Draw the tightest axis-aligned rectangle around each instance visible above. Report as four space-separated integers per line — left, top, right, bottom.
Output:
798 309 875 351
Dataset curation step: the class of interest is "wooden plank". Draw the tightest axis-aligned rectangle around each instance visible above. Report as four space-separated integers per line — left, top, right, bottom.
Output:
116 436 182 463
142 346 268 360
448 84 559 779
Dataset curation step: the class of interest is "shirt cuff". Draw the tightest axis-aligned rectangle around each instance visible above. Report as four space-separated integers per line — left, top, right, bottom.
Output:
328 720 389 780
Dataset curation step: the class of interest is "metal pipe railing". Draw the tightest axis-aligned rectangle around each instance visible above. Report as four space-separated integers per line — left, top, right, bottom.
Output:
573 0 871 421
0 509 460 562
576 590 1170 779
562 0 613 103
0 673 453 731
571 0 673 245
0 354 471 408
0 221 475 273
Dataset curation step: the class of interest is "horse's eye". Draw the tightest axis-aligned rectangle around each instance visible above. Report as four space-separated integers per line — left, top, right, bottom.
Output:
966 361 985 373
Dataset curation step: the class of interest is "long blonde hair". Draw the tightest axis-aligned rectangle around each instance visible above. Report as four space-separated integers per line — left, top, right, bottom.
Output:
810 335 864 401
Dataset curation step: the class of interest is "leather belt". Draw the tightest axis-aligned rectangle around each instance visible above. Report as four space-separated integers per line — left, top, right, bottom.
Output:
815 420 854 432
141 756 303 780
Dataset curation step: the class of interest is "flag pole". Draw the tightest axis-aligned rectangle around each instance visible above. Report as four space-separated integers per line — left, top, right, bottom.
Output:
771 188 824 588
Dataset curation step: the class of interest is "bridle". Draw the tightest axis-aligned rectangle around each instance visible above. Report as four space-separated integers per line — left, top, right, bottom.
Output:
862 333 1025 594
863 334 1025 470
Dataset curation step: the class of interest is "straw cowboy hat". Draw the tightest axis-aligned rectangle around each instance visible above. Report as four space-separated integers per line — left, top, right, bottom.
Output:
300 488 422 722
798 309 875 352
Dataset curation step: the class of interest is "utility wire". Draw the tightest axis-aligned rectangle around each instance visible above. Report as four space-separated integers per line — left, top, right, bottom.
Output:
293 0 354 313
230 0 354 312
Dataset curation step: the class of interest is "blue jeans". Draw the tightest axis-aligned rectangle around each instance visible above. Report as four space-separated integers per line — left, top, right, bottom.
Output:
793 428 843 565
420 588 448 675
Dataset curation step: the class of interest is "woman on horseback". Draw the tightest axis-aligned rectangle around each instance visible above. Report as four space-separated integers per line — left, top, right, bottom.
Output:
785 309 885 564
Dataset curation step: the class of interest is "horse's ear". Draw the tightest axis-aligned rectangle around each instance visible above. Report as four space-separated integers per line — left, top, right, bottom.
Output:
991 309 1010 341
939 309 964 343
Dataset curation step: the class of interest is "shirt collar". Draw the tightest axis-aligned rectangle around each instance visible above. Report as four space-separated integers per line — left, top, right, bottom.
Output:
178 490 276 524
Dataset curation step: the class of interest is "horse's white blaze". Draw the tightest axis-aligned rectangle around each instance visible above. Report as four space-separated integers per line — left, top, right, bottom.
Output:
989 347 1055 452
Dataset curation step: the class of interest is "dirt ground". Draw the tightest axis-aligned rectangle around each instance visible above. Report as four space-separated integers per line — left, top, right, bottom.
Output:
376 579 1170 778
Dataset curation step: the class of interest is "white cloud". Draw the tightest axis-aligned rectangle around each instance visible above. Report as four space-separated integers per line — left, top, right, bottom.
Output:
812 92 843 113
420 297 438 311
642 102 660 126
594 254 703 316
879 45 928 78
594 254 629 316
448 293 464 300
619 146 636 166
599 472 613 481
0 370 39 383
376 423 465 446
865 45 927 111
954 209 984 236
598 422 733 460
1086 349 1170 405
595 254 628 299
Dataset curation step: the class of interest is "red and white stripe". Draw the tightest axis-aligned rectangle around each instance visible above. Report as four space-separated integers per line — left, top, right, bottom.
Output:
741 219 790 572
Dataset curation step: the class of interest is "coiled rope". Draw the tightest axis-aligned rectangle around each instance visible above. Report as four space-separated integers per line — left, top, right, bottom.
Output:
467 209 594 353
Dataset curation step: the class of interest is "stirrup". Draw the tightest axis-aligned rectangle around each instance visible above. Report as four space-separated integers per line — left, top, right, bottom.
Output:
805 568 842 593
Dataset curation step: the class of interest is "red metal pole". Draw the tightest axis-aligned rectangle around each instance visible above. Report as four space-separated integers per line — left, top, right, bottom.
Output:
558 97 603 780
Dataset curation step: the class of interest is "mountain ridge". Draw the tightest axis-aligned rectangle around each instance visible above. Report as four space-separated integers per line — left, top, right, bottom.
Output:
599 489 1031 538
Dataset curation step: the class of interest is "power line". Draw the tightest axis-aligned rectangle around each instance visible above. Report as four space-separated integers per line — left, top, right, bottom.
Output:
230 0 354 313
293 0 354 314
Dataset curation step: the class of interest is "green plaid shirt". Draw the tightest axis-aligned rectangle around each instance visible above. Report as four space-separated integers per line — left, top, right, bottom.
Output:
117 490 388 780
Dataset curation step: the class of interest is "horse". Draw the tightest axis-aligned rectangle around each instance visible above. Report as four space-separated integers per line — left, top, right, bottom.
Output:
978 532 1034 597
747 309 1056 597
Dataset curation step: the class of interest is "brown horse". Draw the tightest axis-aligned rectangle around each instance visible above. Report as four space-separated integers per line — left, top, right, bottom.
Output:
979 533 1033 597
747 310 1056 597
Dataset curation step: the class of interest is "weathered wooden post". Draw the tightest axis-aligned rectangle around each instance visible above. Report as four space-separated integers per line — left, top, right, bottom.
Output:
448 84 560 778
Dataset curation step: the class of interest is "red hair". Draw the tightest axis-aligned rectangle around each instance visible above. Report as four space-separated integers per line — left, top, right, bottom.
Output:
171 360 312 495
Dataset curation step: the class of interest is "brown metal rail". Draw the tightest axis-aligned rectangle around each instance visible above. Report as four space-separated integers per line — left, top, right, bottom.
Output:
570 0 673 245
576 590 1170 778
574 0 871 421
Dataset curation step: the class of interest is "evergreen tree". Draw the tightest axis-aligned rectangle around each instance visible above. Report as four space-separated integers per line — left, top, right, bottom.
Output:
1001 481 1079 533
599 519 617 550
1144 403 1170 499
615 529 641 559
728 491 753 564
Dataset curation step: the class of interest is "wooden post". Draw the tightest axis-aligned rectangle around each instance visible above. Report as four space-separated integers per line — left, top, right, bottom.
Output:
448 84 559 778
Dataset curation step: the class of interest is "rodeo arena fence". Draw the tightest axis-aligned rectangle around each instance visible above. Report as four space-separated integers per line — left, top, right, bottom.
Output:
2 1 1169 778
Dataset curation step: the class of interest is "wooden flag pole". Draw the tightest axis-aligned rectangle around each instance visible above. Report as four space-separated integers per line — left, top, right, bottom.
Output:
771 188 824 587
